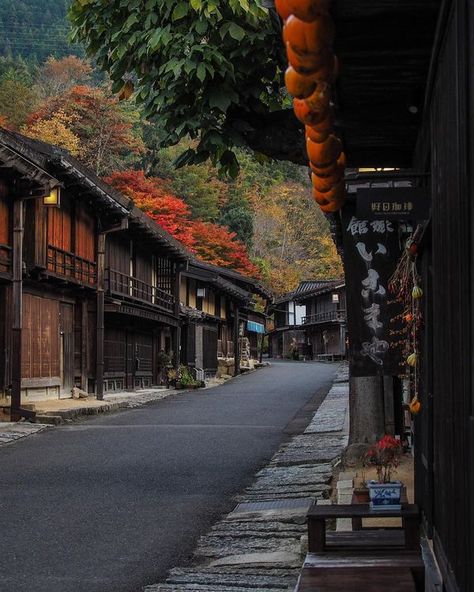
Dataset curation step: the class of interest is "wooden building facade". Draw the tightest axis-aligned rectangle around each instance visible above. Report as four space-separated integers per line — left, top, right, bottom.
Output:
179 261 270 377
297 281 346 361
268 280 345 360
0 129 188 404
326 1 472 590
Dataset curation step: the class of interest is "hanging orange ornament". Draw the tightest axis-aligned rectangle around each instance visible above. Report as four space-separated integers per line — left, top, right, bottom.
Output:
312 179 345 204
293 98 326 126
285 0 331 22
311 171 339 192
307 133 342 167
274 0 292 21
286 43 330 74
283 15 335 55
285 66 318 99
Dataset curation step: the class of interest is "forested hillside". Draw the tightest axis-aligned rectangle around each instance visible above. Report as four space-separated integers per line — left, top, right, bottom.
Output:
0 45 342 292
0 0 77 62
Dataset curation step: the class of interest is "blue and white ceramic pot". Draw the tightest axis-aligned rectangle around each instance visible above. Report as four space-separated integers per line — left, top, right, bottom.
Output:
368 481 402 510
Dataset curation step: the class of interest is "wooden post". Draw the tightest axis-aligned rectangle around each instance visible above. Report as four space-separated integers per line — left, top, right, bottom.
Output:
173 263 182 369
81 298 89 392
233 304 240 376
96 232 106 400
10 199 23 421
307 516 326 552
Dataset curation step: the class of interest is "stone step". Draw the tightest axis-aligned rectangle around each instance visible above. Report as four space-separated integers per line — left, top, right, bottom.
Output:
195 535 300 558
208 521 305 538
244 484 332 496
147 585 290 592
164 566 298 589
35 415 64 425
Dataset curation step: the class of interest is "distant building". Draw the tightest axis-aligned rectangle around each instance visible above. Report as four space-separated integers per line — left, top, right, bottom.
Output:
268 280 346 361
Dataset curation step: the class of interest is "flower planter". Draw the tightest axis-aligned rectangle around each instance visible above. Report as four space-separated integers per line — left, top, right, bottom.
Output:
368 481 402 510
353 487 370 504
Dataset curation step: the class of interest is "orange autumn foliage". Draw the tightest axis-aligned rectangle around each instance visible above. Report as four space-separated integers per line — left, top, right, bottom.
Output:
106 170 260 278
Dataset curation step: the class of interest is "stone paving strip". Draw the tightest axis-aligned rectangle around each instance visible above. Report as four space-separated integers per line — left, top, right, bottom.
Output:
0 421 50 446
145 365 349 592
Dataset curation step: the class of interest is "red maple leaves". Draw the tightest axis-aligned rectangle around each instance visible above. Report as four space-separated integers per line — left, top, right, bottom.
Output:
106 170 259 277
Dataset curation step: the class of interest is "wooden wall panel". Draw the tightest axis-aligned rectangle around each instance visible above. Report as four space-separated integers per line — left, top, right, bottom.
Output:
75 202 95 261
0 194 9 245
104 326 126 374
417 4 472 591
22 294 60 379
106 233 130 274
134 247 152 284
47 197 72 252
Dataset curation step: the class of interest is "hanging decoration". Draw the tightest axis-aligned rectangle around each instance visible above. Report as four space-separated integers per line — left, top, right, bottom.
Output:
388 232 423 416
276 0 346 213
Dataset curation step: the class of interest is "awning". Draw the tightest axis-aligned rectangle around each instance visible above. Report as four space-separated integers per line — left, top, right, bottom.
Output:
247 320 265 334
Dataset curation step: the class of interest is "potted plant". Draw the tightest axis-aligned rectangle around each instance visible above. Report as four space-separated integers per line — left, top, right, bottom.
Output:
366 435 403 510
353 454 370 503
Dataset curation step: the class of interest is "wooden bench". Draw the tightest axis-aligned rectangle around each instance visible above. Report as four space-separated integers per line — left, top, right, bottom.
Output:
297 566 417 591
307 503 420 553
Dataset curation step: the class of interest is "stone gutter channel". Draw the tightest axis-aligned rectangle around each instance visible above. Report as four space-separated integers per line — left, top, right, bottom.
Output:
145 363 349 592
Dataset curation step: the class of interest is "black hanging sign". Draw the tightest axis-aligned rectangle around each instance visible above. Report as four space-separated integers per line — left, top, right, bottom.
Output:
342 202 405 377
357 187 430 221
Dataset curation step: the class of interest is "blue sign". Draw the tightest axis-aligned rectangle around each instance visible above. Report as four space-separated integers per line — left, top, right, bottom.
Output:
247 320 265 334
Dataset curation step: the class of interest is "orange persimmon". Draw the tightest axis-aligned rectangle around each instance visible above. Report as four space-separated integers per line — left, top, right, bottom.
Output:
310 151 346 177
285 0 332 22
312 179 345 203
311 171 339 193
319 195 345 213
293 98 327 126
307 134 342 167
286 43 331 74
283 15 335 56
274 0 292 21
285 66 318 99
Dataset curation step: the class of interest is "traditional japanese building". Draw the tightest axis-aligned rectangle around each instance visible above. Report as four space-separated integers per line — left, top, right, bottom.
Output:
318 1 473 590
296 280 346 361
179 260 270 377
0 129 189 405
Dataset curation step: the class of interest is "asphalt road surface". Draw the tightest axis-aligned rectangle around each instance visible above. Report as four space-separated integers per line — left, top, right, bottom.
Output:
0 360 337 592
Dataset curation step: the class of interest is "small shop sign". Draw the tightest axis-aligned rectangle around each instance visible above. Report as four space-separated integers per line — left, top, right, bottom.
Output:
357 187 430 221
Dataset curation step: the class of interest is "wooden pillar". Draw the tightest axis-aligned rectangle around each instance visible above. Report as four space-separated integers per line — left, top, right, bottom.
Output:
173 263 182 369
383 375 396 435
80 298 89 392
233 303 240 376
10 199 23 421
96 232 106 400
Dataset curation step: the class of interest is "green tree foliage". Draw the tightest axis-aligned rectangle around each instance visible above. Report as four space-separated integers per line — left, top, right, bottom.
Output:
0 79 38 128
69 0 304 174
219 203 254 248
0 0 81 62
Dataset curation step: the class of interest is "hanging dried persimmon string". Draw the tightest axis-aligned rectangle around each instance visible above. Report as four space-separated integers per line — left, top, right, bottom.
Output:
276 0 346 213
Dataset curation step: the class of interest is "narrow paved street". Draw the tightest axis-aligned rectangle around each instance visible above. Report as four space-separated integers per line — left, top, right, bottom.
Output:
0 361 336 592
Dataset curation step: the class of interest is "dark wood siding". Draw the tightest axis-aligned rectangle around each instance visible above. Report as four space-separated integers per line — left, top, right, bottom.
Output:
75 202 95 262
203 326 218 371
104 327 126 376
134 246 152 284
106 234 130 274
415 4 473 591
22 294 60 380
47 197 72 252
0 192 9 245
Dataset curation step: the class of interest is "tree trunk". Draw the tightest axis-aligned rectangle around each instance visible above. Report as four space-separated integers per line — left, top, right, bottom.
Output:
349 375 385 444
